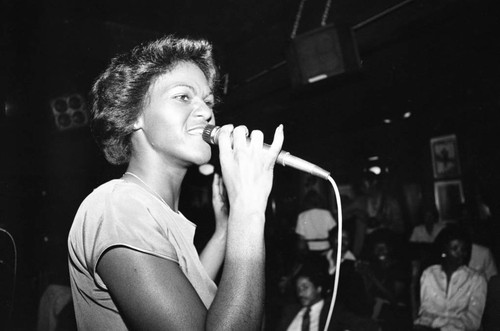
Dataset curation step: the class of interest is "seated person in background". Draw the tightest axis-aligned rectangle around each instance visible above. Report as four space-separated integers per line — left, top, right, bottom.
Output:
295 190 337 260
277 263 377 331
456 203 498 280
355 228 412 331
482 274 500 331
324 227 378 330
409 204 446 244
414 225 487 331
324 226 356 277
278 190 336 298
344 172 404 257
408 203 446 319
470 242 498 281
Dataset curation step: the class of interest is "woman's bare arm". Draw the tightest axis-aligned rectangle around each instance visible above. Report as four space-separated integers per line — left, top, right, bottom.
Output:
199 173 228 280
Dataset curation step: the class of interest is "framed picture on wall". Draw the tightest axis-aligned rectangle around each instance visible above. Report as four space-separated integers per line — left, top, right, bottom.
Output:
430 134 461 179
434 180 465 222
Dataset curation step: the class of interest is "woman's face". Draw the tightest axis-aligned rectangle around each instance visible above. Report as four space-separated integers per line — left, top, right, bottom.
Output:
135 62 216 167
444 238 468 266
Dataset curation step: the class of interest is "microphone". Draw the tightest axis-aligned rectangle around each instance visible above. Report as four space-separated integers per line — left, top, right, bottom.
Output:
202 124 331 180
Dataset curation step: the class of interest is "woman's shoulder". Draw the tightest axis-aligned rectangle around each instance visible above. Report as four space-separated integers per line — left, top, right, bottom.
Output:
422 264 442 275
460 265 487 281
76 179 169 229
86 179 157 206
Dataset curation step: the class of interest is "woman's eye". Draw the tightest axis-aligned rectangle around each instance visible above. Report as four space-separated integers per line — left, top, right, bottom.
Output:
175 94 190 102
205 100 215 108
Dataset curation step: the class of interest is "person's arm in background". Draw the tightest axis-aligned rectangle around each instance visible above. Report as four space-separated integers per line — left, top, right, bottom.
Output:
199 173 228 281
410 259 422 320
483 247 498 280
355 261 398 304
343 197 368 256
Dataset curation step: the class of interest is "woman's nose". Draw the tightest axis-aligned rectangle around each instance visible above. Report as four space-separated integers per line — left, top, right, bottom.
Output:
194 100 214 122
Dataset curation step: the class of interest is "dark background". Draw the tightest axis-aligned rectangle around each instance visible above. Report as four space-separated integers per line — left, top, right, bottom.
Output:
2 0 500 328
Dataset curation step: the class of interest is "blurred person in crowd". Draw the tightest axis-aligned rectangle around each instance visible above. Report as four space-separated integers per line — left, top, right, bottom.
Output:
482 274 500 331
413 225 487 331
295 190 337 260
277 262 377 331
356 228 412 331
409 204 446 244
344 172 404 257
324 227 378 331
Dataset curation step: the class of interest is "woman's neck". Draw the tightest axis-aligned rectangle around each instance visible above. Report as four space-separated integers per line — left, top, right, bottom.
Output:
125 158 187 212
442 261 462 281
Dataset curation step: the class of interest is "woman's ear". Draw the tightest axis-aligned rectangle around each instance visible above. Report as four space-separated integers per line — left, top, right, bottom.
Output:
133 115 144 131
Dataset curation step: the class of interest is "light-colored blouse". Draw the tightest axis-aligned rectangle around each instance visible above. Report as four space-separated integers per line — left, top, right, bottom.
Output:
68 179 217 330
414 264 487 331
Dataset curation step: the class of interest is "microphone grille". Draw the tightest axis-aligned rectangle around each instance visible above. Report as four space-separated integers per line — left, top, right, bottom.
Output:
202 124 217 144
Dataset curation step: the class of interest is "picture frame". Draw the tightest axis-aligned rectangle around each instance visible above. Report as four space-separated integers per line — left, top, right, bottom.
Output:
430 134 461 179
434 180 465 222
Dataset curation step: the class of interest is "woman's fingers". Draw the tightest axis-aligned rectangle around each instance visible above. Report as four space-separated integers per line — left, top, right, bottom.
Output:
217 124 284 158
217 124 234 154
268 124 284 160
232 125 249 148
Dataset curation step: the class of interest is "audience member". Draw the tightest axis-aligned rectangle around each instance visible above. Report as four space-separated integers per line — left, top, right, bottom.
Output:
276 263 377 331
344 172 404 257
356 228 412 331
324 227 356 277
482 274 500 331
413 225 487 331
36 267 76 331
324 227 378 330
37 285 74 331
409 204 446 244
408 203 446 319
470 242 498 281
295 190 336 261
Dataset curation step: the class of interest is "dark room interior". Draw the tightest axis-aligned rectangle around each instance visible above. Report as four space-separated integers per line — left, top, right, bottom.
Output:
2 0 500 329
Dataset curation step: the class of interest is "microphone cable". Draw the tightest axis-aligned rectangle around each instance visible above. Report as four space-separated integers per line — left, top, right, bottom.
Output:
0 227 17 325
323 175 342 331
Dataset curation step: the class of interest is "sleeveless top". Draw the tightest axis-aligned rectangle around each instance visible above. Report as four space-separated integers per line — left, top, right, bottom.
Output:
68 179 217 330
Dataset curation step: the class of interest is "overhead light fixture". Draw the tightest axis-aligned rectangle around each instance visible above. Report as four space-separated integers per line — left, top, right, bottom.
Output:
368 166 382 175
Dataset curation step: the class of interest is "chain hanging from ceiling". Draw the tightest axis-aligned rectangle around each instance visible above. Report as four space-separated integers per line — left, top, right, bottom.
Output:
290 0 333 39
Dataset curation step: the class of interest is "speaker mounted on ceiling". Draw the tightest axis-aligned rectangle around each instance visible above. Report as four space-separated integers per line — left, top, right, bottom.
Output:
50 93 89 131
286 24 361 88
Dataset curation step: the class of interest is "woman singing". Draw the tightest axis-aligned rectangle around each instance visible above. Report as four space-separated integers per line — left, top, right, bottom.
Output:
67 35 284 330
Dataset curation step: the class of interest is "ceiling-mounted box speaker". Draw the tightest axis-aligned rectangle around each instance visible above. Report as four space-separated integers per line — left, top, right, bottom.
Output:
50 93 89 131
287 25 361 88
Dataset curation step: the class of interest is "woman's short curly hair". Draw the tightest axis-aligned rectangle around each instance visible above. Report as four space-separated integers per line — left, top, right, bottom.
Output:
90 35 219 165
434 224 473 266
